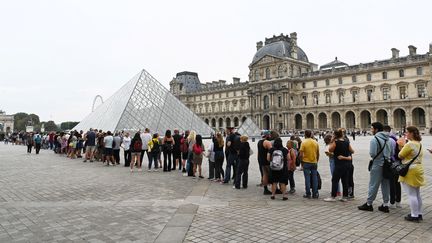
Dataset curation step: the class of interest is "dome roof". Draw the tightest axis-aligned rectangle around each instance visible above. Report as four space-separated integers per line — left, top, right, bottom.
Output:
252 40 309 64
320 57 348 70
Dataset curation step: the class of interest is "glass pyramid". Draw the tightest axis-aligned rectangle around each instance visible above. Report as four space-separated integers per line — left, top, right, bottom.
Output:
73 69 214 136
236 117 261 138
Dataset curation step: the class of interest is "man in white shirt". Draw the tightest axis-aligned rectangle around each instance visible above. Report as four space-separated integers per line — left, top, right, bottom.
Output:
140 128 152 168
103 131 115 166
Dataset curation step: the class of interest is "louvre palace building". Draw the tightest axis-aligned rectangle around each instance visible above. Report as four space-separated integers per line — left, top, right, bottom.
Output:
170 32 432 133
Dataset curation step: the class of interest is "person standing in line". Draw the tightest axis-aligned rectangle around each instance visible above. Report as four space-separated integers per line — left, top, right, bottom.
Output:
113 132 121 165
267 137 288 200
257 131 272 194
26 132 33 154
192 134 205 178
122 132 131 167
384 125 402 208
148 133 160 172
286 140 297 194
180 130 190 175
299 130 320 199
33 132 42 155
234 135 250 189
172 129 182 171
83 128 96 162
223 127 240 184
162 130 174 172
140 128 152 170
324 129 354 202
103 131 116 166
398 126 425 222
324 133 341 197
358 122 392 212
130 132 142 172
213 132 225 182
206 140 216 180
187 130 196 177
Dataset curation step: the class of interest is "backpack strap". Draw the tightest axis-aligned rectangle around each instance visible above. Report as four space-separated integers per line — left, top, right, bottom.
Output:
372 136 387 162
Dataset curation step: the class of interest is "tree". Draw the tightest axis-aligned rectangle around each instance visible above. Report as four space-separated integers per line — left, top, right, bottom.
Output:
42 121 58 132
13 112 40 131
60 121 79 130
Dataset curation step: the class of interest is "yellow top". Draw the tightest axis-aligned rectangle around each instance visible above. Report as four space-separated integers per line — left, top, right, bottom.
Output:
299 138 319 163
398 141 425 187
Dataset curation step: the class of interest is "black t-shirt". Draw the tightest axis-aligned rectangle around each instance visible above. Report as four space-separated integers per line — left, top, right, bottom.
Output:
227 133 240 154
257 139 269 165
86 131 96 146
173 134 182 151
213 139 224 152
333 140 351 164
239 142 250 159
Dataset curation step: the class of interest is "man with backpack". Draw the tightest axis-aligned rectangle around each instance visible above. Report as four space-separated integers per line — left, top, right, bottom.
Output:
358 122 392 212
384 125 401 208
33 132 42 154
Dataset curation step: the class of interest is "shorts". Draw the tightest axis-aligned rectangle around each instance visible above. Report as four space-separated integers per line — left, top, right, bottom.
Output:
193 153 203 165
262 165 270 178
131 152 140 157
104 148 113 156
86 146 96 153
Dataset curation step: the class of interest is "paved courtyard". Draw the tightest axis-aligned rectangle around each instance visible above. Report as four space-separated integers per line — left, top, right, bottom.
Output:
0 136 431 242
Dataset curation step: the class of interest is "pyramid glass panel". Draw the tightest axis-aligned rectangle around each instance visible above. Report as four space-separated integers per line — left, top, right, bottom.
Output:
237 117 261 138
74 69 214 136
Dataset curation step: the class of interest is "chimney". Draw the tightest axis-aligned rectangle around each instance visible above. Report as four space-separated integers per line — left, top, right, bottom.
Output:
256 41 263 51
391 48 400 59
290 32 298 59
219 80 226 86
233 77 240 84
408 45 417 56
429 42 432 54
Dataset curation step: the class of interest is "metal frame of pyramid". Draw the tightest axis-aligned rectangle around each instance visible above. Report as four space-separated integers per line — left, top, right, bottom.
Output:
236 117 261 138
73 69 214 136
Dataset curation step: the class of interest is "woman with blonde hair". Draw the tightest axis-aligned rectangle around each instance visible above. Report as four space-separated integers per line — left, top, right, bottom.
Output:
213 132 225 182
186 130 196 176
397 126 425 222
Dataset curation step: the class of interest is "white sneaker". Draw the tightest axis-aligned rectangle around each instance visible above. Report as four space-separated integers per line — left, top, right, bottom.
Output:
153 169 158 172
396 202 402 208
324 197 337 202
148 169 151 172
138 168 142 172
339 197 348 202
389 203 397 209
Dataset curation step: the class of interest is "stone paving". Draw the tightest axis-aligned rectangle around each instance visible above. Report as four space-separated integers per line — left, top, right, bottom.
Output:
0 136 431 242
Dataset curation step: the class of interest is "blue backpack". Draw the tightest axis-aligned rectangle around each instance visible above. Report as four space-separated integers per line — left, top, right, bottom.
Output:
35 135 42 144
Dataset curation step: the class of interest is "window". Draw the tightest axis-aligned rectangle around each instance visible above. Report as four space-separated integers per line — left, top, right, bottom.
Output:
382 88 389 100
338 92 344 103
278 65 284 78
399 69 404 77
278 96 282 107
417 84 426 98
302 82 306 88
325 79 330 86
382 71 387 79
254 70 259 81
352 91 358 102
265 68 271 79
367 73 372 81
325 93 331 104
352 75 357 83
367 89 373 102
263 95 270 109
313 81 317 87
399 86 406 99
313 95 318 105
417 67 423 76
302 95 307 106
338 77 342 84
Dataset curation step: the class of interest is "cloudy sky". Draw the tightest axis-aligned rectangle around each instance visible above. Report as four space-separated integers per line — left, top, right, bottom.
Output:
1 0 431 123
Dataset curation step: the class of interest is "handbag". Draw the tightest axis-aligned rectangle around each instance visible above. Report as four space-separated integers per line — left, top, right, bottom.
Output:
391 144 422 177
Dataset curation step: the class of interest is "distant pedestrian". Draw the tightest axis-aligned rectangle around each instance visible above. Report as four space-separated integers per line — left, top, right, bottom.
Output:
122 132 131 167
299 130 320 199
234 135 250 189
130 132 142 172
267 137 288 200
162 130 174 172
192 134 204 178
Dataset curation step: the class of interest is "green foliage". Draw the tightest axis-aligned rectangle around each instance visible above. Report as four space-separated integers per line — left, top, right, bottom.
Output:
43 121 58 132
60 121 79 130
13 112 40 131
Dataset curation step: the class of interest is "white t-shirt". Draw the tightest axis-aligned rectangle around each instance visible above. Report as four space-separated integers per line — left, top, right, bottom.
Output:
122 136 131 151
141 132 152 150
104 135 114 148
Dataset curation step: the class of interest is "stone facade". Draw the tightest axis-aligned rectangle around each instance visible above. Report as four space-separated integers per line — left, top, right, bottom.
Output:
0 111 14 134
170 33 432 133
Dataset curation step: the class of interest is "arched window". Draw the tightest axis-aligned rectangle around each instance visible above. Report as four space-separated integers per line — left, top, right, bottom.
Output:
254 70 259 81
265 68 271 80
263 95 270 109
278 65 284 78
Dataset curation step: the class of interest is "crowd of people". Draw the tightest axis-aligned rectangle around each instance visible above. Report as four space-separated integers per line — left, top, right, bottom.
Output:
6 122 427 223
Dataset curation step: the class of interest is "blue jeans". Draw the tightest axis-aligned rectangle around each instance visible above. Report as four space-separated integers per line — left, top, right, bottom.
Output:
367 164 390 205
224 153 238 183
303 162 318 196
148 153 159 169
329 158 341 193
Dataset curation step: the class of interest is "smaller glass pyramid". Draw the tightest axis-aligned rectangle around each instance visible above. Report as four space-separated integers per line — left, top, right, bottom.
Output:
237 117 261 138
73 69 214 136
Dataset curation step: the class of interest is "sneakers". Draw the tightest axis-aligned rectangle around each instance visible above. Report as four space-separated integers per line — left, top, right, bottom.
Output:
404 214 420 222
138 168 142 172
396 202 402 208
288 188 296 194
324 197 337 202
148 169 152 172
389 203 397 209
358 203 373 211
83 160 87 162
263 188 272 195
378 205 389 213
198 176 204 179
339 197 348 202
182 168 186 173
275 189 283 194
312 193 319 199
303 194 311 199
